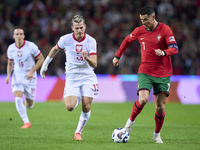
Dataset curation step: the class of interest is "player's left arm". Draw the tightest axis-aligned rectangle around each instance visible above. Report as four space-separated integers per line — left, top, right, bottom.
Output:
26 53 44 79
6 59 14 84
82 51 97 68
155 26 179 56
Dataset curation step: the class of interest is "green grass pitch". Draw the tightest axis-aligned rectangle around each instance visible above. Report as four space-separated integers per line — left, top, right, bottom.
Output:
0 102 200 150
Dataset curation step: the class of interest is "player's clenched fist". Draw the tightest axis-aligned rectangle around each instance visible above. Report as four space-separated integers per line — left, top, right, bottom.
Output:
113 57 120 66
82 50 88 59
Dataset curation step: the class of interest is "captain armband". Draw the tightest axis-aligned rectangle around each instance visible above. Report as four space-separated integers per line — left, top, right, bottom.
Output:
168 43 178 50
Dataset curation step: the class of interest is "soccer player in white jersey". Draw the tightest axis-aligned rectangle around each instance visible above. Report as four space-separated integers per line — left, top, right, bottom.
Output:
6 26 44 129
40 15 99 140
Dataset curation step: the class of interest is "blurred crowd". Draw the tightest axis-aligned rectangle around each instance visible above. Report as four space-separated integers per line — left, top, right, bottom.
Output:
0 0 200 76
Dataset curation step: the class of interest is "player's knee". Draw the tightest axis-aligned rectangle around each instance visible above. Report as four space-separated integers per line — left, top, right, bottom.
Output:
139 98 148 105
82 105 91 112
65 105 74 111
26 104 34 109
156 105 165 113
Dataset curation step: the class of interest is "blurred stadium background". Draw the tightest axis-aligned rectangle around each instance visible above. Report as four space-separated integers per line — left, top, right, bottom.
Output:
0 0 200 103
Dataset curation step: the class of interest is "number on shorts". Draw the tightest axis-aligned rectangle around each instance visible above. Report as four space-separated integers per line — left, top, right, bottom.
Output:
167 83 170 91
93 84 99 91
31 88 35 95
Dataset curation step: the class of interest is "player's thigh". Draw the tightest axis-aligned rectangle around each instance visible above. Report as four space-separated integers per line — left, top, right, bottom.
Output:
137 73 153 94
64 96 78 108
13 84 24 97
14 91 23 97
152 76 171 96
138 90 150 104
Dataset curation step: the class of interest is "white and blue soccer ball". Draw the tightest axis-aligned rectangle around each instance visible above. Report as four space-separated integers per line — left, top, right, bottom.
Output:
112 127 130 143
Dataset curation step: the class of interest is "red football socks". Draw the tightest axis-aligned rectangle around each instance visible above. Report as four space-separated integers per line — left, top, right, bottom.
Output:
154 111 165 133
130 100 144 121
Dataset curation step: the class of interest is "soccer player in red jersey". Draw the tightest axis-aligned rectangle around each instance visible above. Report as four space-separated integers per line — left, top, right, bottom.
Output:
113 7 178 143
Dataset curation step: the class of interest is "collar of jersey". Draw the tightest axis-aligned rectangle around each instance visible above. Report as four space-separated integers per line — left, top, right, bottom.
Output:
15 40 26 49
73 33 86 42
145 22 159 32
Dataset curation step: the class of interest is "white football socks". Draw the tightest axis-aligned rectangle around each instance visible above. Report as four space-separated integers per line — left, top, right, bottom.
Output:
15 97 30 123
75 110 91 134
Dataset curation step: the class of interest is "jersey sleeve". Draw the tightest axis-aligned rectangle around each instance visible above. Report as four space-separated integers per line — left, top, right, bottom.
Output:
57 36 65 50
30 43 41 58
7 46 13 60
163 25 179 56
89 38 97 55
116 27 138 58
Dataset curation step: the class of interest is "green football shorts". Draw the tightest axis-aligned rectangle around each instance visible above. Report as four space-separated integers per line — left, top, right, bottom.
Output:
137 73 171 96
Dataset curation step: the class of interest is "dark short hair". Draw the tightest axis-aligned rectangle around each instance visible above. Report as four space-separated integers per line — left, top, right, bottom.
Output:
13 26 24 34
14 26 24 30
140 7 155 16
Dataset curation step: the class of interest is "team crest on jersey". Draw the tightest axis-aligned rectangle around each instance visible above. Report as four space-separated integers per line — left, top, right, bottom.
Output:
157 34 161 42
17 51 22 57
76 45 82 52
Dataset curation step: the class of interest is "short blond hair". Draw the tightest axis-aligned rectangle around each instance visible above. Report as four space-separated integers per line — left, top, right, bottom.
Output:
72 15 85 25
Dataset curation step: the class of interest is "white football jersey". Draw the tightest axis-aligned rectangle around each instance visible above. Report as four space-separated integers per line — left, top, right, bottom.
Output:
57 33 97 75
7 40 41 85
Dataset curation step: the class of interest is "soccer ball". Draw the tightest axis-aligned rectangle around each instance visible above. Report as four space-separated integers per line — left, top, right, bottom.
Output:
112 127 130 143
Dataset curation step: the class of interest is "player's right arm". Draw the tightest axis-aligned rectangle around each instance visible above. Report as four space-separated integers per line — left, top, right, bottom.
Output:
113 28 138 66
48 45 60 58
6 59 14 84
40 45 60 78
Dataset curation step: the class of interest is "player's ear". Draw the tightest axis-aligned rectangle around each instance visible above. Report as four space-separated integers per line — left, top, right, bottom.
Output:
71 26 74 32
152 13 155 20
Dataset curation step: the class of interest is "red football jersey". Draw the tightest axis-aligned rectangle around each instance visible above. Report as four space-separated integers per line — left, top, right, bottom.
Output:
116 22 179 77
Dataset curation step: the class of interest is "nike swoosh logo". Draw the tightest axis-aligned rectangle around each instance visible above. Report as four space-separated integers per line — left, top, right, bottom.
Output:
140 37 145 40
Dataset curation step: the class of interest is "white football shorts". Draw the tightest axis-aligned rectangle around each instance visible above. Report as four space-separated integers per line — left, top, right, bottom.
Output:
63 74 99 99
12 84 36 100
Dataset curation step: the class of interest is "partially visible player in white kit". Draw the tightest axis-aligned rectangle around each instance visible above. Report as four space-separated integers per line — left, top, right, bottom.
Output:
6 26 44 128
40 15 99 140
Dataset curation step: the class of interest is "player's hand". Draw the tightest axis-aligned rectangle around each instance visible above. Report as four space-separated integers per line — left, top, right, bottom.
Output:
155 49 164 56
113 57 120 66
6 76 10 84
26 71 34 80
40 64 47 79
82 50 88 59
